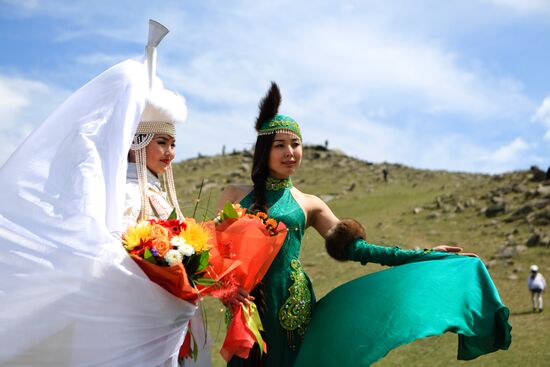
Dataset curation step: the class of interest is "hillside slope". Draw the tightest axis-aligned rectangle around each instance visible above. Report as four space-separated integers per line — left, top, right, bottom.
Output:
172 146 549 366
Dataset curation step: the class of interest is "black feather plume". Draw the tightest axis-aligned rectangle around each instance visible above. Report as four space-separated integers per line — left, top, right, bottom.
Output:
255 82 281 131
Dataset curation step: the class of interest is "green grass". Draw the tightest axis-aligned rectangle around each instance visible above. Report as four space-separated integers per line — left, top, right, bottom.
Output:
174 148 549 367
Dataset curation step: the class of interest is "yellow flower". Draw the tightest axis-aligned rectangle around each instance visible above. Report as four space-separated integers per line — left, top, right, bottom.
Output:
123 221 152 250
179 219 211 253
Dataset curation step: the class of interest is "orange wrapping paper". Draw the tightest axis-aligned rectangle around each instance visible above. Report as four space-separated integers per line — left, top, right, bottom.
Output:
213 217 288 361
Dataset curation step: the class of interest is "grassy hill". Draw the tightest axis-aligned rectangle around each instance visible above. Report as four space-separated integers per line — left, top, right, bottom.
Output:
172 146 549 367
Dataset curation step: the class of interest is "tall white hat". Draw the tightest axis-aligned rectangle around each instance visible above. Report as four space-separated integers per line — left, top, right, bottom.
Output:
131 20 185 222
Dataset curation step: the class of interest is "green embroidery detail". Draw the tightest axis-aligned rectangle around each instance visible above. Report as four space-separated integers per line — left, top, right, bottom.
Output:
266 176 293 191
279 259 312 349
258 114 302 140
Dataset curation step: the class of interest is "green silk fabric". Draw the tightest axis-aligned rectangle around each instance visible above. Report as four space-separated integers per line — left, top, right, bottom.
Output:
227 194 511 367
295 245 511 366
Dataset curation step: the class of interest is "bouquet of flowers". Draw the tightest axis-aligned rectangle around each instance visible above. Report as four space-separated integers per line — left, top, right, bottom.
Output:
122 210 235 361
209 203 288 361
122 204 287 362
122 212 216 302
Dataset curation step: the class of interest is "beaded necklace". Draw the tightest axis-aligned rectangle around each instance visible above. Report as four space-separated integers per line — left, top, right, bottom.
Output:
266 176 293 191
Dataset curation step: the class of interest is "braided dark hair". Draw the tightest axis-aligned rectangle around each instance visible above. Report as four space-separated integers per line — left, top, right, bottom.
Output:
250 82 281 213
249 134 275 213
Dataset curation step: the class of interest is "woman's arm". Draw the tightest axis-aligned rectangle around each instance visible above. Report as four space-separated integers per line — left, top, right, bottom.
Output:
305 195 473 266
304 194 340 237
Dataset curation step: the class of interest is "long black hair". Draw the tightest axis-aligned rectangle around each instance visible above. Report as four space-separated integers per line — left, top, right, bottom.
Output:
241 83 281 365
249 82 281 214
249 134 275 213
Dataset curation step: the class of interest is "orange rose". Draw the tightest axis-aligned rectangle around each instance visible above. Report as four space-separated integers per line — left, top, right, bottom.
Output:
152 238 171 257
151 224 169 239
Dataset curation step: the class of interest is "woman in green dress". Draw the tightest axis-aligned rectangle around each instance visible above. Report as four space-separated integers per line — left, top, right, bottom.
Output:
218 83 510 367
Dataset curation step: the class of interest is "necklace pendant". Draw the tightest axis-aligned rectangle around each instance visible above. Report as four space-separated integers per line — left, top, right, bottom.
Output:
266 176 293 191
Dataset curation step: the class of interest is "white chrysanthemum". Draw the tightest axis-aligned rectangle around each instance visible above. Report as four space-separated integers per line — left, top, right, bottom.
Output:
178 243 195 257
164 249 183 265
170 236 186 247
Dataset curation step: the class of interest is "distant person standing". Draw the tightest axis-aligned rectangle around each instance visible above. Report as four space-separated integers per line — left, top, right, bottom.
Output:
528 265 546 313
382 166 389 183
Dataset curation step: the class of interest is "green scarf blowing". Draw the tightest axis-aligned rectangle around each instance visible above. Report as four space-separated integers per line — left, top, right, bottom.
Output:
295 252 511 366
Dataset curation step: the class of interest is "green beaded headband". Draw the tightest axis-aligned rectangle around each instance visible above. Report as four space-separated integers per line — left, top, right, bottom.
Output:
258 114 302 140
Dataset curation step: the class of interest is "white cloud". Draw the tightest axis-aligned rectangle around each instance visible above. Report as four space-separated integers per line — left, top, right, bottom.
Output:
532 96 550 140
0 75 69 166
1 0 548 173
1 0 39 11
486 0 550 14
280 22 531 120
481 137 531 166
11 0 530 121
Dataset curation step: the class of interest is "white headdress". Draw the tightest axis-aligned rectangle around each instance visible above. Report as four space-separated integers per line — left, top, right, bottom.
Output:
130 20 186 221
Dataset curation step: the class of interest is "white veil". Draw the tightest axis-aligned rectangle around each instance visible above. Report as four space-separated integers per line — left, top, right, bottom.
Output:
0 53 197 366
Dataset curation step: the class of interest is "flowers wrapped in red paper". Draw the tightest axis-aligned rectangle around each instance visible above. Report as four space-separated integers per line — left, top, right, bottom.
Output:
121 204 287 362
209 203 288 361
122 212 240 361
122 214 217 302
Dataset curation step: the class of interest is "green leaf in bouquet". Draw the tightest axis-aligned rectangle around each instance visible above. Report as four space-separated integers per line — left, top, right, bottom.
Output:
167 209 178 220
185 250 210 274
186 253 202 273
222 201 239 220
195 250 210 272
194 277 217 286
143 248 158 265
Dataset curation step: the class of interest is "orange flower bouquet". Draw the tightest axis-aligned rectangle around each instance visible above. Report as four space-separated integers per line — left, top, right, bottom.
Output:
122 211 239 361
209 203 288 361
122 213 215 303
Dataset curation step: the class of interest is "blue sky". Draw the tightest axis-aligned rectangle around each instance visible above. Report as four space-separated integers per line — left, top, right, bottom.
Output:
1 0 549 173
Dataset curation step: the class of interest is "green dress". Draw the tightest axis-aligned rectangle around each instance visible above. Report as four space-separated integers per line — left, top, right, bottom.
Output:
228 185 511 367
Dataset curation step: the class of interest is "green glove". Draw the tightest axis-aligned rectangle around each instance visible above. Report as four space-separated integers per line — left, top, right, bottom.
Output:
345 238 449 266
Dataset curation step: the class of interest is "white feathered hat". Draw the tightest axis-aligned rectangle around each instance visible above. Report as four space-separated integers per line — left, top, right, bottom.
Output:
136 80 188 137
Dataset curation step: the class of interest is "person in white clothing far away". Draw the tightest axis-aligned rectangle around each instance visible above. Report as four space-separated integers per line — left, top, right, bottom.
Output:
528 265 546 313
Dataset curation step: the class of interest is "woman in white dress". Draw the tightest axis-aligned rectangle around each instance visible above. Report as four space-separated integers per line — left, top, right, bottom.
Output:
0 20 208 367
124 85 212 367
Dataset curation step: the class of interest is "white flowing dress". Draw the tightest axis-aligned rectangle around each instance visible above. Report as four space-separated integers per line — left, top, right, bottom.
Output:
0 58 197 367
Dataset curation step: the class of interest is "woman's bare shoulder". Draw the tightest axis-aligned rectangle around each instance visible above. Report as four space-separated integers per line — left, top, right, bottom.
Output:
291 187 326 209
